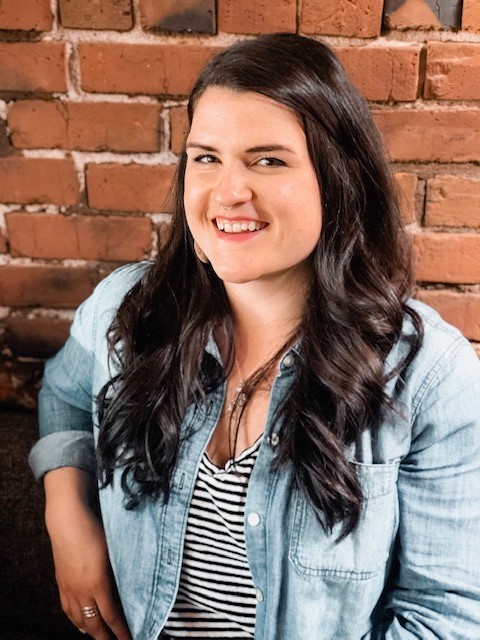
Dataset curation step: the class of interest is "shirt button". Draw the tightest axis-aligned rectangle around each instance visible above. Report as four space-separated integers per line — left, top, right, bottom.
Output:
247 512 260 527
269 432 279 447
282 353 294 367
256 588 264 602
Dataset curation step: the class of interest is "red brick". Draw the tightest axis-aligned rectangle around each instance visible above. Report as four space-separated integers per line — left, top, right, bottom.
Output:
300 0 383 37
86 163 176 212
0 42 67 93
336 45 420 102
6 316 71 358
0 0 53 31
425 176 480 228
416 289 480 341
412 232 480 284
0 266 100 308
8 101 162 153
59 0 133 30
170 106 189 153
373 109 480 163
425 43 480 100
462 0 480 32
140 0 215 33
79 43 219 96
6 213 152 261
0 158 80 205
395 172 418 225
218 0 296 34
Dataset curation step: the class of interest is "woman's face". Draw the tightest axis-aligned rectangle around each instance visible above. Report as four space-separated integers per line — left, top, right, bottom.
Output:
184 87 322 287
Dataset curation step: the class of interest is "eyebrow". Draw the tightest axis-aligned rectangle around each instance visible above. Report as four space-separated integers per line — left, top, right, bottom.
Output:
186 143 295 154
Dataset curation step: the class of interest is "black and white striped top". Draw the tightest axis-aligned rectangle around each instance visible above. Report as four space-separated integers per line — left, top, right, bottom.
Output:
161 438 262 639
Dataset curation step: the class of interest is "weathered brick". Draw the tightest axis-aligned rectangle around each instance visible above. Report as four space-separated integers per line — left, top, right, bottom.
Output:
59 0 133 30
86 163 176 212
0 0 53 31
6 316 71 358
425 176 480 228
425 43 480 100
0 266 100 308
8 101 162 153
383 0 461 31
218 0 296 34
0 119 15 157
462 0 480 32
373 109 480 163
395 172 418 225
0 230 7 253
170 106 189 153
79 43 219 96
6 213 153 261
336 45 420 102
0 42 67 93
412 232 480 284
416 290 480 341
140 0 215 33
0 158 80 205
300 0 383 37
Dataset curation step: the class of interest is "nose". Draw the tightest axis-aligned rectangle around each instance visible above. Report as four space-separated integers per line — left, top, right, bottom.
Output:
212 162 253 209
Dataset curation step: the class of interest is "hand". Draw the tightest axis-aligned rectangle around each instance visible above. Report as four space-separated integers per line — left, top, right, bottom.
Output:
44 468 131 640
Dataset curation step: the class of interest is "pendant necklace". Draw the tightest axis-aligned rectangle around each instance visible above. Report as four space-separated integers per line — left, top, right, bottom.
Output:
227 359 248 414
226 355 276 414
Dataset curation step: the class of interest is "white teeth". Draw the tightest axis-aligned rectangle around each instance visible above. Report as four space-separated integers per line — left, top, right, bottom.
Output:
215 219 267 234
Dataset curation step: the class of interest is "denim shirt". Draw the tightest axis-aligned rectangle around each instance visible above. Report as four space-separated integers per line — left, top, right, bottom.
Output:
29 262 480 640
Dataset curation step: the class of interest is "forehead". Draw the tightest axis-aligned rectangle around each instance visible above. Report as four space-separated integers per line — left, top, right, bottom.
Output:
188 87 305 146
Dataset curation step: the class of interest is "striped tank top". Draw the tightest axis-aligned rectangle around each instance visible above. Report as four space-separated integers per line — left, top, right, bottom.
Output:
161 437 262 639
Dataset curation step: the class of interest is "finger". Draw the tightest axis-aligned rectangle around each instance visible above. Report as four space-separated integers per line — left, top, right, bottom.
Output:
73 601 114 640
95 588 132 640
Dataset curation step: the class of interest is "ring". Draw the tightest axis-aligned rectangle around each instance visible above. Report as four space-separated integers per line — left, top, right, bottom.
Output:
81 604 100 619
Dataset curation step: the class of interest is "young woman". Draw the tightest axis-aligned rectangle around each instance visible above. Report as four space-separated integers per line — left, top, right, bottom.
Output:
30 34 480 640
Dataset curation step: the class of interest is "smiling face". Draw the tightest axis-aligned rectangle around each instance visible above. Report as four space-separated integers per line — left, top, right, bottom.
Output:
184 87 322 289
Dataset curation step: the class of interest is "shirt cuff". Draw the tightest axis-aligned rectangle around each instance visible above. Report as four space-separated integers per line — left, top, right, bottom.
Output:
28 431 96 480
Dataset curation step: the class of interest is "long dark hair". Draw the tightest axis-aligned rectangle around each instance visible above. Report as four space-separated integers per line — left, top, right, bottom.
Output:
97 34 422 538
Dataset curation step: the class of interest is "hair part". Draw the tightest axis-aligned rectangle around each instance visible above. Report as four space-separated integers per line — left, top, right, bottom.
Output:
97 33 422 539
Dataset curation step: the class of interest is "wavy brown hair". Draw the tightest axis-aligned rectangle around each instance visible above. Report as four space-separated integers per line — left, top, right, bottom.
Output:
97 34 422 539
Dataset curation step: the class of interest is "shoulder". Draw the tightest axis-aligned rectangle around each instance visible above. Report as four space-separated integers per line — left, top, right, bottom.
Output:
390 298 480 416
69 261 153 345
94 261 153 306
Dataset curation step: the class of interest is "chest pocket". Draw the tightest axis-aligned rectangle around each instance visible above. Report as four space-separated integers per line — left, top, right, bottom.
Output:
289 461 399 580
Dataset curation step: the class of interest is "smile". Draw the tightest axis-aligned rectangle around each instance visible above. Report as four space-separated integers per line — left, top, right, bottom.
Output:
215 218 269 233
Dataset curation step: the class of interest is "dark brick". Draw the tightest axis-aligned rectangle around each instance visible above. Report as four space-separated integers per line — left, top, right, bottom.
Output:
6 317 71 358
140 0 215 33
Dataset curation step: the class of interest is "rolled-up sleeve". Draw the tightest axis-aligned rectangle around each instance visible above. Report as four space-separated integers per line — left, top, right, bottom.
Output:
29 274 104 480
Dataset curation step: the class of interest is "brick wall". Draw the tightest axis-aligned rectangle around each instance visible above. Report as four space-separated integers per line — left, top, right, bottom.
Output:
0 0 479 407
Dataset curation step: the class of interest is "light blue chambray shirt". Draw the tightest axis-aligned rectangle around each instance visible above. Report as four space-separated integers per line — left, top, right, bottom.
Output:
29 262 480 640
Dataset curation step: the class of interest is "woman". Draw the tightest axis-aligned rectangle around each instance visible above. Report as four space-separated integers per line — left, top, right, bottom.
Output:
29 34 480 640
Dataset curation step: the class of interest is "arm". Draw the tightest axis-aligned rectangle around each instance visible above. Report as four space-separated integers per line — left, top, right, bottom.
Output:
373 339 480 639
29 270 140 640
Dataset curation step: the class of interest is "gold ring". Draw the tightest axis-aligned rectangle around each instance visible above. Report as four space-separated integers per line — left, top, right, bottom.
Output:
81 604 100 619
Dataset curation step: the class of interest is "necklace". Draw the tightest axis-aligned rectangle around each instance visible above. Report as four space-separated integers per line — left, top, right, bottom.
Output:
226 356 274 414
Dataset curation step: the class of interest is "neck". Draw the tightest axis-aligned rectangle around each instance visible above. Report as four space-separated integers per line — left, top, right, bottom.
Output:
223 266 310 372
